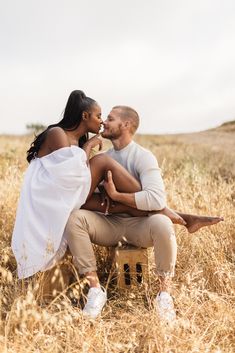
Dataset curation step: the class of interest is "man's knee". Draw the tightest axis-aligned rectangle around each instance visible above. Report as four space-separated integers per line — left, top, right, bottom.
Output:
148 214 175 240
65 209 91 235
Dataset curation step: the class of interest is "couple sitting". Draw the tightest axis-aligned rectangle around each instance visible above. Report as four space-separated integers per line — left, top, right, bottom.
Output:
12 90 223 322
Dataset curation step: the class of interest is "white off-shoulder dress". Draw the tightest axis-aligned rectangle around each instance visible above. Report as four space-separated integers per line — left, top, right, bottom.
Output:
11 146 91 279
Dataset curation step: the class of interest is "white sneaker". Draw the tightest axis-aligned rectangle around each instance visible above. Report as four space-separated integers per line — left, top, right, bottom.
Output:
83 287 107 319
155 291 176 322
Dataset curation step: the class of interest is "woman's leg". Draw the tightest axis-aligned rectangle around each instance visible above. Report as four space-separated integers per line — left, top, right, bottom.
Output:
83 154 149 216
85 154 224 231
87 154 141 198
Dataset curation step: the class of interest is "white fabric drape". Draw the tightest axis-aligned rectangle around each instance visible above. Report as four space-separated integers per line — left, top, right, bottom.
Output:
12 146 91 279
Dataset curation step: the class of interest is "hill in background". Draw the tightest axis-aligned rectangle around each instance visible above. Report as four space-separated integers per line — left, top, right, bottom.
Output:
213 119 235 132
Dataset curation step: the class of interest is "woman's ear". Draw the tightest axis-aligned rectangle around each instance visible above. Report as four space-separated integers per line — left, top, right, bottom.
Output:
82 111 89 121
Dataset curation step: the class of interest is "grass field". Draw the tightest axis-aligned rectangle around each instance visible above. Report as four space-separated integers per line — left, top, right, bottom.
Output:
0 125 234 353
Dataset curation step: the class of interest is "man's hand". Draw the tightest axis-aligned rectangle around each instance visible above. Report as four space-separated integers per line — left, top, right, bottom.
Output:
150 207 186 225
98 183 113 215
103 170 138 209
103 170 118 201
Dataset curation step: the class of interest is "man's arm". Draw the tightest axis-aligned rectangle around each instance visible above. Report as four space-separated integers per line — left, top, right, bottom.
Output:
103 174 137 208
134 153 166 211
104 151 166 211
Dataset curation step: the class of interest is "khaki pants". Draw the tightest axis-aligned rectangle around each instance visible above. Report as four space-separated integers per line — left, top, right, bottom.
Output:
65 210 177 278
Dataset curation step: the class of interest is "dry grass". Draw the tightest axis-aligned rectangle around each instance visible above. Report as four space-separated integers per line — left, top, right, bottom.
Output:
0 130 234 353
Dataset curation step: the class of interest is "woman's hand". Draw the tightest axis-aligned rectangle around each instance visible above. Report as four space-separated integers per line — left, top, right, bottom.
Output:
83 134 103 160
83 134 103 151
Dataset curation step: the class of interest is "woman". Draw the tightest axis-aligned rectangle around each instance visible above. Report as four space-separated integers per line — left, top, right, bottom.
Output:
12 90 147 280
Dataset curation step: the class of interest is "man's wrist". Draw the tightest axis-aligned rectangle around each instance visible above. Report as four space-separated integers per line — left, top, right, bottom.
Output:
111 191 121 202
112 192 137 209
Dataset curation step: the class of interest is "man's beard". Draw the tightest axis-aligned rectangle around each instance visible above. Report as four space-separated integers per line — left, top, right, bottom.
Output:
101 126 122 140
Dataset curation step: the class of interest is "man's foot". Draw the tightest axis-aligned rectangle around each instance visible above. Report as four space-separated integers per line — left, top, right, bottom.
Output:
155 291 176 322
83 287 107 319
182 215 224 233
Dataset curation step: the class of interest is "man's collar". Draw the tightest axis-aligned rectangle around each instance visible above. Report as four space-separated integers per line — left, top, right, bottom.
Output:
112 140 134 151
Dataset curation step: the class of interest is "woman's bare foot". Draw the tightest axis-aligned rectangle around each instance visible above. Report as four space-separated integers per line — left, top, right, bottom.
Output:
178 214 224 233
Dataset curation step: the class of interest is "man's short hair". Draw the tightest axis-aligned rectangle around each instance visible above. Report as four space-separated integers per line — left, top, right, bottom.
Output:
112 105 139 134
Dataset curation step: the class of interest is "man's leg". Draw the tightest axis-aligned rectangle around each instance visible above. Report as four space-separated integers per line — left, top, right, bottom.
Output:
64 209 124 318
124 214 177 321
125 214 176 287
65 209 125 283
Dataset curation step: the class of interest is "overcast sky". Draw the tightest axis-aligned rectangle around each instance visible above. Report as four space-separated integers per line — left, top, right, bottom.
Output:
0 0 235 134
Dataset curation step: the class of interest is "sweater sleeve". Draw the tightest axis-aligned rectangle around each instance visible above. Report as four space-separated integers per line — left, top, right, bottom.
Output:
134 151 166 211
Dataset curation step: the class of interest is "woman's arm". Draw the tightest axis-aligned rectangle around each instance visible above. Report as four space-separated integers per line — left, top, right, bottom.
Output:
82 134 103 161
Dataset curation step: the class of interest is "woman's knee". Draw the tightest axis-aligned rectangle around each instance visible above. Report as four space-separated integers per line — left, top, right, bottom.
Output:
90 153 111 169
91 153 127 171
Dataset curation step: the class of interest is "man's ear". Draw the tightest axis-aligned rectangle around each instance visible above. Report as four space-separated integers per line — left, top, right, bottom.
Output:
124 120 130 129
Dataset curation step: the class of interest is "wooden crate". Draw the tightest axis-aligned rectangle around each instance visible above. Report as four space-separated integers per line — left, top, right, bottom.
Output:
38 263 71 300
114 245 149 289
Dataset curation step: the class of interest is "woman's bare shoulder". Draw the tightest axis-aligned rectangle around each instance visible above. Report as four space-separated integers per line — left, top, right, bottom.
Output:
46 127 70 151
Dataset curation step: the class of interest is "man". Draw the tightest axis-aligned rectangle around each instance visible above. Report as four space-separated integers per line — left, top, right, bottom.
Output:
65 106 223 321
